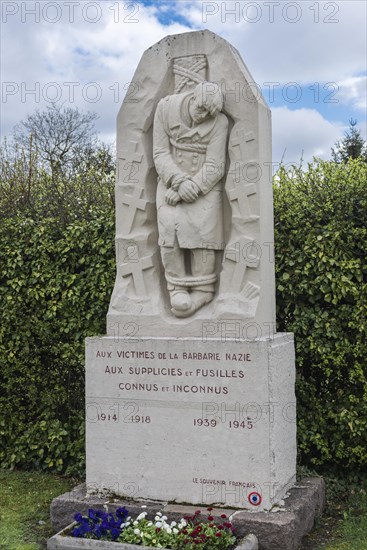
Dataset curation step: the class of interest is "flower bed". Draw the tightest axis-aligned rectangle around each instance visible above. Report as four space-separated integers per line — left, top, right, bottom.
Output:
47 506 258 550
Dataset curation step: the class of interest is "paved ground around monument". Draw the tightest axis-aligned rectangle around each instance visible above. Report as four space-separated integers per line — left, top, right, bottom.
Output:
1 470 366 550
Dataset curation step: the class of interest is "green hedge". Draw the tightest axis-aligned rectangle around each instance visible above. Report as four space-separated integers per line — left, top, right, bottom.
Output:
0 157 366 475
274 158 367 472
0 214 115 476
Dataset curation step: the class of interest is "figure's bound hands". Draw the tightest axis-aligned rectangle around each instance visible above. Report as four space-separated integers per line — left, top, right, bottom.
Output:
165 188 181 206
171 174 186 192
178 180 200 203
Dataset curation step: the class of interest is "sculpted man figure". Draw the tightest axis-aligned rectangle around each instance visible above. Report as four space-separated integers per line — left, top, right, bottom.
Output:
153 82 228 317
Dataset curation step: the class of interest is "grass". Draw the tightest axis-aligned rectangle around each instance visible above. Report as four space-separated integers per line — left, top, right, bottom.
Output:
312 489 367 550
0 469 366 549
0 470 74 550
300 473 367 550
305 510 367 549
302 508 367 549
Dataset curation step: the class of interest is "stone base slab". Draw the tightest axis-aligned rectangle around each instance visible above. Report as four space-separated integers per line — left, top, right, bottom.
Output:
48 525 258 550
231 477 325 550
50 477 324 550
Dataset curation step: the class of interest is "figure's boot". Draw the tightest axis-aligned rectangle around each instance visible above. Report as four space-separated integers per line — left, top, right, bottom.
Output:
173 290 213 318
170 289 192 313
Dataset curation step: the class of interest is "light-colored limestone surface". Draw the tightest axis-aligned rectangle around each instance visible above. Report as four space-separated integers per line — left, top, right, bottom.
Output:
107 30 275 338
86 334 296 510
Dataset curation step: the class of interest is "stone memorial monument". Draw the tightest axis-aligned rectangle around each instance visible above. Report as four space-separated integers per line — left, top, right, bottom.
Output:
84 30 297 513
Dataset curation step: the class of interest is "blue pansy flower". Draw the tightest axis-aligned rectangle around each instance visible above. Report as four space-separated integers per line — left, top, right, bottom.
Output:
71 526 83 537
93 525 102 539
70 507 129 540
110 528 121 540
88 509 98 521
116 506 129 520
79 523 92 535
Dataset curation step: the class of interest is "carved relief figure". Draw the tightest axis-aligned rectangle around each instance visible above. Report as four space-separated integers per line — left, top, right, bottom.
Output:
153 82 229 317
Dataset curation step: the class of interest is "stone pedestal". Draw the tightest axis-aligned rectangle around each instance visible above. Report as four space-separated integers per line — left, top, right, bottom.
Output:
85 333 296 511
50 479 325 550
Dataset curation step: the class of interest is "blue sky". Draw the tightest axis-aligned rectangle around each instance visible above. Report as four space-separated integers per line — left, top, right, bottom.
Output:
1 0 366 164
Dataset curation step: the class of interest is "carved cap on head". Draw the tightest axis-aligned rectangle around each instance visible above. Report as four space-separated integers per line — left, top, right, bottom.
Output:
193 82 224 115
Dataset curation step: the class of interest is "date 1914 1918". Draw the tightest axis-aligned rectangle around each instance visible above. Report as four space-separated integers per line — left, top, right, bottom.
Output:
97 413 151 423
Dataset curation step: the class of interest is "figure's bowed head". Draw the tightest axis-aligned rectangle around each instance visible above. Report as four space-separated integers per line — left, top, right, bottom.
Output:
188 82 224 124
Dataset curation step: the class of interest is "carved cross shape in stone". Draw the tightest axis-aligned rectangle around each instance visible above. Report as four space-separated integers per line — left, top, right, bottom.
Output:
121 188 148 233
120 246 153 295
118 141 143 183
225 239 260 292
230 129 255 160
228 181 257 220
119 141 143 164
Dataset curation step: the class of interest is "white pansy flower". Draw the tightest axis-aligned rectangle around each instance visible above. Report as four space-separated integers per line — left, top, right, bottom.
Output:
171 521 177 527
134 528 140 535
161 515 167 521
147 521 153 526
133 520 138 525
136 512 147 521
154 516 160 521
155 521 162 528
173 528 179 534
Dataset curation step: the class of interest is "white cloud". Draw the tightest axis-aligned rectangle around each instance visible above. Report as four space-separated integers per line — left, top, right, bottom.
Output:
178 0 367 85
0 2 191 139
337 76 367 112
272 107 344 164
